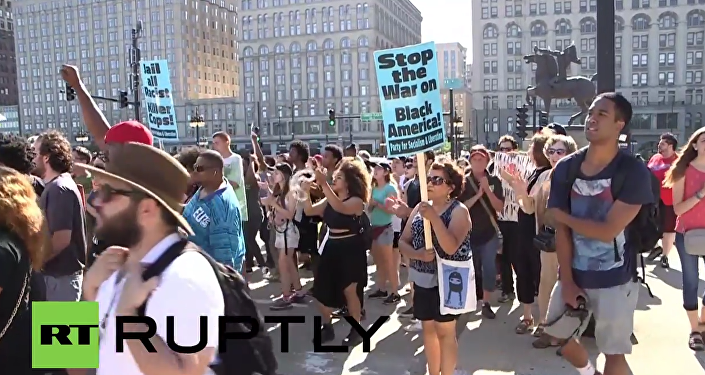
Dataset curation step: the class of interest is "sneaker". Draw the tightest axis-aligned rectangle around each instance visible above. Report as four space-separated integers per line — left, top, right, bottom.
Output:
332 307 348 318
399 306 414 318
661 256 670 269
369 289 388 299
498 292 515 303
481 302 496 319
404 319 423 332
290 291 307 304
270 297 293 311
317 323 335 344
383 293 401 305
342 328 363 347
647 247 663 261
495 278 503 290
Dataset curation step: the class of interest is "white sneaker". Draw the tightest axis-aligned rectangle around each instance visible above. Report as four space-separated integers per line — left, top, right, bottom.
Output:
404 320 423 332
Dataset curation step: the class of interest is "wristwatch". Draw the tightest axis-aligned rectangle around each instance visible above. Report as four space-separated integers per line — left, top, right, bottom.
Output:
696 190 705 200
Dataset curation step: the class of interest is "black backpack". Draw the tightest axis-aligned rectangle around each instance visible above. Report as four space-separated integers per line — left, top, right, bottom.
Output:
139 240 277 375
566 148 660 297
356 211 373 250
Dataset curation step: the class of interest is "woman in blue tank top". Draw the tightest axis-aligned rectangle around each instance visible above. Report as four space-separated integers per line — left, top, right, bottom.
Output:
367 161 401 304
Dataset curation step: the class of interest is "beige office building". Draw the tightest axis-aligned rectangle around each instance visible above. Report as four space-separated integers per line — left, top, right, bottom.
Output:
471 0 705 150
239 0 422 152
13 0 240 140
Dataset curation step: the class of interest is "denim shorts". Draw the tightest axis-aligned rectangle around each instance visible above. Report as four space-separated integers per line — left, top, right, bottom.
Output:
372 225 394 246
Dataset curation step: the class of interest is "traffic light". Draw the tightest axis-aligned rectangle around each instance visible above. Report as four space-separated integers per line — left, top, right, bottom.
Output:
65 83 76 101
328 109 336 127
119 90 129 108
516 106 529 139
253 125 262 146
539 111 549 127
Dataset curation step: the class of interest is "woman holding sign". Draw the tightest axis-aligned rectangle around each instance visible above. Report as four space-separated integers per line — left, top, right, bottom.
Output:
397 161 472 375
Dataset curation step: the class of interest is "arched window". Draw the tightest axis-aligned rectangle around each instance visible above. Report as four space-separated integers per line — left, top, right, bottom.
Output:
290 42 301 53
658 13 678 29
306 41 317 51
555 19 572 36
258 45 269 55
530 21 547 37
243 47 253 57
358 36 369 46
687 10 705 28
696 112 703 128
615 16 625 32
632 14 651 31
506 23 522 38
274 43 285 54
580 17 597 34
323 39 334 49
483 24 498 39
341 37 351 48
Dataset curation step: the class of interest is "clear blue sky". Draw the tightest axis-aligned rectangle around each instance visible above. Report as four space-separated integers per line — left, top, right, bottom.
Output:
411 0 474 63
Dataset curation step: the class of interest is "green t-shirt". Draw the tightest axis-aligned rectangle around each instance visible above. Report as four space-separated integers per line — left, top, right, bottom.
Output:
223 153 248 221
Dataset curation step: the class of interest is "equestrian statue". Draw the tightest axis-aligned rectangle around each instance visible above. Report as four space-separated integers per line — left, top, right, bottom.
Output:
524 44 597 125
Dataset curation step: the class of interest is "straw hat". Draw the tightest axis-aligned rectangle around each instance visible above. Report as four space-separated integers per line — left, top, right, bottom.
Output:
76 142 194 235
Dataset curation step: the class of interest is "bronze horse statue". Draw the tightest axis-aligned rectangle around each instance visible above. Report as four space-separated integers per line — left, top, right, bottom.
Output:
524 45 598 125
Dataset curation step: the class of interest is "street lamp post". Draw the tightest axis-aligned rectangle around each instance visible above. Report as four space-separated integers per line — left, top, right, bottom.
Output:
453 116 463 157
189 109 206 147
483 95 490 145
277 105 283 146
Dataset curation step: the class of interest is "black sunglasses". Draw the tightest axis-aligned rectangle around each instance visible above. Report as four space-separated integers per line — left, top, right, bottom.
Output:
546 148 567 156
426 175 448 186
499 147 513 152
193 164 214 173
97 184 144 203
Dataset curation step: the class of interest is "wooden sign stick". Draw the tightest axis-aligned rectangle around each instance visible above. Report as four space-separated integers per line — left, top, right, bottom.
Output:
416 153 433 250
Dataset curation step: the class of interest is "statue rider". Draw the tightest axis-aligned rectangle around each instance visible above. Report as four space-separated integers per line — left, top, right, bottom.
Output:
533 44 578 89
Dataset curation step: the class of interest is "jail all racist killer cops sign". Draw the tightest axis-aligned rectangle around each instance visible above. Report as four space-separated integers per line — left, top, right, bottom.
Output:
374 42 446 158
141 59 180 141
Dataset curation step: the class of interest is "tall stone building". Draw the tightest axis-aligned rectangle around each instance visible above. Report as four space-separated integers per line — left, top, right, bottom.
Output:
471 0 705 151
238 0 422 152
0 0 17 108
13 0 240 140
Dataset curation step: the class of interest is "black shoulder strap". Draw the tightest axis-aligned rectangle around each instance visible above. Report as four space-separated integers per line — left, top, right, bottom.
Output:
610 154 629 200
137 239 197 316
566 147 588 188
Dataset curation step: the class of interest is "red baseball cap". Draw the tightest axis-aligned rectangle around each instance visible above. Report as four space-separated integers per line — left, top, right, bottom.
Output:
469 146 490 161
104 121 153 146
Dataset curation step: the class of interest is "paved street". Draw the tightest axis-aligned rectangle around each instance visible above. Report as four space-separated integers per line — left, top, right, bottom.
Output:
248 254 705 375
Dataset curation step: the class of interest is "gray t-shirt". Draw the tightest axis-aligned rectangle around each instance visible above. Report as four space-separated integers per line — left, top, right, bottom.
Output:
40 173 87 276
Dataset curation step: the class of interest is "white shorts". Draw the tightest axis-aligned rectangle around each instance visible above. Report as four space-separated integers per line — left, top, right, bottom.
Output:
275 222 300 250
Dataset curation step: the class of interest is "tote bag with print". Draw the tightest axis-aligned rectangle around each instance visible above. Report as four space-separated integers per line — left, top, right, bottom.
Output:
436 255 477 315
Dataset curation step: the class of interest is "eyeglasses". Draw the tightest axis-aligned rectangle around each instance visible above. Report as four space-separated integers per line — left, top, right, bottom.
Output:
426 175 448 186
97 184 144 203
546 148 567 156
499 147 513 152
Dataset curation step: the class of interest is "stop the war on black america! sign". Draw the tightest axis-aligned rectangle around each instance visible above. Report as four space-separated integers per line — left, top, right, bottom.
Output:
374 42 447 158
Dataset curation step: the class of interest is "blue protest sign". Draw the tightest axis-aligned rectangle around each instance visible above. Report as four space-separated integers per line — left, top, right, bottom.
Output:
374 42 446 158
140 59 179 141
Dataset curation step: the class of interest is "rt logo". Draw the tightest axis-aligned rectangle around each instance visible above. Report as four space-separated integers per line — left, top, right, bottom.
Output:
32 302 100 369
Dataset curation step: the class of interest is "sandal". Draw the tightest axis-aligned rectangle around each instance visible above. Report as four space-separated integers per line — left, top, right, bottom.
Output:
689 332 705 351
532 324 545 337
515 319 534 334
532 333 565 349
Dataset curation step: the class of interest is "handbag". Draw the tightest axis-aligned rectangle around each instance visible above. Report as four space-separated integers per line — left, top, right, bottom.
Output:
684 228 705 256
466 177 503 251
533 226 556 253
0 268 29 341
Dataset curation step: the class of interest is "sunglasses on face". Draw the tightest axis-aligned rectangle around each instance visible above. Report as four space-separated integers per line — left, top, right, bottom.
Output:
426 175 448 186
193 164 212 173
546 148 567 156
499 147 513 152
97 184 143 203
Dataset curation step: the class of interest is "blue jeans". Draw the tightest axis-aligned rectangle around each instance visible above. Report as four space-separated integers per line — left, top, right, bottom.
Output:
675 232 705 311
472 235 499 300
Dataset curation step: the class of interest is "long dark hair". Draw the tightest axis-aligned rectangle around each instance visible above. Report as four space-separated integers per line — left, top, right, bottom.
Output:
664 127 705 187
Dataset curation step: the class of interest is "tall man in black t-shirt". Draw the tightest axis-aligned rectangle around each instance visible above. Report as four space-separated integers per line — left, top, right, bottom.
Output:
458 146 505 319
